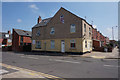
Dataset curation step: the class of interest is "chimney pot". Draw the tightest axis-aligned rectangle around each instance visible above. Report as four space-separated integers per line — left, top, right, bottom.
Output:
8 30 11 34
38 16 42 24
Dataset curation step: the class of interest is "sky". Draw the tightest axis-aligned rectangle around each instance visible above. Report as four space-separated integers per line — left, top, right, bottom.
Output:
2 2 118 40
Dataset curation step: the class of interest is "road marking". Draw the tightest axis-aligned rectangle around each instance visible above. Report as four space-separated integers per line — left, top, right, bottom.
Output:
27 57 39 59
104 65 120 67
49 59 80 64
91 56 106 59
21 56 39 59
0 63 65 80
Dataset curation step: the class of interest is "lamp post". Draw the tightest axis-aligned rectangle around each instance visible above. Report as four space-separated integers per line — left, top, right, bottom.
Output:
112 26 118 40
112 26 118 48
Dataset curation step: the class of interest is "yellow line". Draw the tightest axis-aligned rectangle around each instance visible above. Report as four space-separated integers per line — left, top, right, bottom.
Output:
1 63 64 80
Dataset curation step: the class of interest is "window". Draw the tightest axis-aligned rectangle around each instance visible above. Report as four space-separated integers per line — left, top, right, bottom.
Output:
21 36 23 43
84 24 86 32
51 40 55 49
5 34 9 38
50 27 55 34
70 39 76 48
20 43 23 46
36 30 40 36
90 41 92 48
85 41 87 48
89 28 91 37
70 24 76 33
36 41 41 49
8 39 12 43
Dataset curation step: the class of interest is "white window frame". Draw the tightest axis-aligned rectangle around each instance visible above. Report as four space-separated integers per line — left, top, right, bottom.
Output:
5 34 9 38
36 30 40 36
51 40 55 49
84 24 86 33
36 41 41 49
89 27 91 37
50 27 55 34
70 39 76 48
70 24 76 33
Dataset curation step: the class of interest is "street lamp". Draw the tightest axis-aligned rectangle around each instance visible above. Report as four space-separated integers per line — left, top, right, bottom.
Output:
112 26 118 40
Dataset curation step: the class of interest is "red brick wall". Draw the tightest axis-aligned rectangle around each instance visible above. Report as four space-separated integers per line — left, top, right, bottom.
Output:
93 40 100 48
12 29 31 52
23 36 31 44
12 29 20 51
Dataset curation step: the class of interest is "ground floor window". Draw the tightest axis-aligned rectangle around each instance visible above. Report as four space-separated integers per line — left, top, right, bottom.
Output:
36 41 41 49
85 41 87 48
70 39 76 48
90 41 92 48
51 40 55 49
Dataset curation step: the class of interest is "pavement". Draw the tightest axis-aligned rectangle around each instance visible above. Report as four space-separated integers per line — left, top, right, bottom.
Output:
81 47 119 59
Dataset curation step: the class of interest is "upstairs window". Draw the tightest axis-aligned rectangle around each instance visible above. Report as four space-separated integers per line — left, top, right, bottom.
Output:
50 27 55 34
84 24 86 33
70 39 76 48
70 24 76 33
36 41 41 49
5 34 9 38
36 30 40 36
89 27 91 37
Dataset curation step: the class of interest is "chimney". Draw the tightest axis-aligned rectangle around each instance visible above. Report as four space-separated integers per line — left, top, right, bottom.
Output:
38 16 42 24
8 30 11 34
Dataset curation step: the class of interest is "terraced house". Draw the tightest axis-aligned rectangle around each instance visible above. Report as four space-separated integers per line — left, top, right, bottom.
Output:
32 7 92 53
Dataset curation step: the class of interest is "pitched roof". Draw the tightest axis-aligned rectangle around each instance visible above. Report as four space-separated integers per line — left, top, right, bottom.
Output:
33 7 92 28
14 29 31 37
33 17 52 28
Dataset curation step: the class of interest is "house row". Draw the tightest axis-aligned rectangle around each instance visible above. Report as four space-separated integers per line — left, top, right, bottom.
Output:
0 31 12 48
0 29 32 52
92 28 110 50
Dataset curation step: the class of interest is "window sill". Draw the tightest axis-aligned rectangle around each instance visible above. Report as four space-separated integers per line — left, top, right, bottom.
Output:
70 32 76 34
69 48 76 50
35 47 41 49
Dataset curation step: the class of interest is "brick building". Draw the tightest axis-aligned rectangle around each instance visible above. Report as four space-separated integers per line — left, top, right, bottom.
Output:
92 27 109 51
12 29 32 52
32 7 93 53
0 31 12 48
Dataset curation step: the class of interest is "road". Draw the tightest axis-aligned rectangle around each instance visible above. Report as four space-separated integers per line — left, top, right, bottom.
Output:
1 51 119 78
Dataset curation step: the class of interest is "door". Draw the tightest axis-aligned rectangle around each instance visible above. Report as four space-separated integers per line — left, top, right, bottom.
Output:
61 40 65 53
88 42 90 51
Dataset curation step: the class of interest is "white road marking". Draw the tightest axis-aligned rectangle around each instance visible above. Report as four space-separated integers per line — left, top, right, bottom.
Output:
0 69 9 74
49 59 81 64
21 56 39 59
104 65 120 67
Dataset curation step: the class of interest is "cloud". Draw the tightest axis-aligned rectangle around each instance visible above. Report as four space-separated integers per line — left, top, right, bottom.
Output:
106 27 112 33
17 19 22 23
93 25 97 28
29 4 39 10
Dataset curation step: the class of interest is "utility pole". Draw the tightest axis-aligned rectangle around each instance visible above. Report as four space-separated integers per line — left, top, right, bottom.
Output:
91 21 93 26
112 27 114 40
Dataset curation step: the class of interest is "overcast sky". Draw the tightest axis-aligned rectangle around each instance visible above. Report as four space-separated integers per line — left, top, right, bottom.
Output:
2 2 118 40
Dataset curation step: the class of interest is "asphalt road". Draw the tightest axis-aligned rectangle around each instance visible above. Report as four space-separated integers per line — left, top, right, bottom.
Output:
2 51 119 78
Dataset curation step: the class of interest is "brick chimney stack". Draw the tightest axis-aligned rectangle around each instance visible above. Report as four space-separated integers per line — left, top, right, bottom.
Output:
8 30 11 34
38 16 42 24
